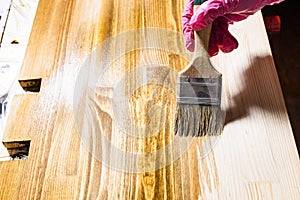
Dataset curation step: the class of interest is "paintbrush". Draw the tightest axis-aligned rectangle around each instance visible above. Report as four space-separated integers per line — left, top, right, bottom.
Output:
174 1 223 137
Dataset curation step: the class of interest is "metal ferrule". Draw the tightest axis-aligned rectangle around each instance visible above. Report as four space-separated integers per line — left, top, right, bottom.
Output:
176 76 222 105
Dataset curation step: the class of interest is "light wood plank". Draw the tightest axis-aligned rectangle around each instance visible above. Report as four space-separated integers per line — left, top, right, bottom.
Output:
0 0 299 199
0 0 39 160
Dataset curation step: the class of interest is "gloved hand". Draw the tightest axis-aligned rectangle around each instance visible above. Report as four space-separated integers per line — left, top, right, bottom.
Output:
182 0 284 56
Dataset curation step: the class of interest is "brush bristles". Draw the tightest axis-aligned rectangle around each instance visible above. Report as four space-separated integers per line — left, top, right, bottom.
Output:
174 104 223 137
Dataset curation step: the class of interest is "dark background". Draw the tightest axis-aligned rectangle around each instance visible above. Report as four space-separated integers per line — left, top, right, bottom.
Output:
262 0 300 155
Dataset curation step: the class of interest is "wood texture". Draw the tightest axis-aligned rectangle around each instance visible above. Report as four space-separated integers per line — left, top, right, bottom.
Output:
0 0 39 160
0 0 299 199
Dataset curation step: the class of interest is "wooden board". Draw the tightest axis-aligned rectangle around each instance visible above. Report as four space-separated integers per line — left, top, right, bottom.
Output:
0 0 39 160
0 0 299 199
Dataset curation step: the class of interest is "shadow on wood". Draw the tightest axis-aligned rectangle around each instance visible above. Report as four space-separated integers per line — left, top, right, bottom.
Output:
225 55 286 125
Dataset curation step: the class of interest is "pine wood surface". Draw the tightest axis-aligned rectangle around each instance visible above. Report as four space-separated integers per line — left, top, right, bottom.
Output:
0 0 299 199
0 0 39 159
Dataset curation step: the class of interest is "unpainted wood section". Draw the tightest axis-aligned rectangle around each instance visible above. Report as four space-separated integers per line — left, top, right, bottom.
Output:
0 0 299 200
0 0 39 160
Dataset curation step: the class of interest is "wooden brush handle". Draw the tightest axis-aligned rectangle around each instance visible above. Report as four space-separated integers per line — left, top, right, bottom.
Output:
194 25 211 58
180 26 221 78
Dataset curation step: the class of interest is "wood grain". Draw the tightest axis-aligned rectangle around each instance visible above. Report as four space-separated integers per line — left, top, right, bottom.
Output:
0 0 39 160
0 0 299 199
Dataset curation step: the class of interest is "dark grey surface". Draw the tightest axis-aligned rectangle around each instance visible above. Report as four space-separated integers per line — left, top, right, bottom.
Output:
262 1 300 154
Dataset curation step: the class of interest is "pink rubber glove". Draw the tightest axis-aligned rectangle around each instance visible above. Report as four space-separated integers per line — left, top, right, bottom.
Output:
182 0 284 56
